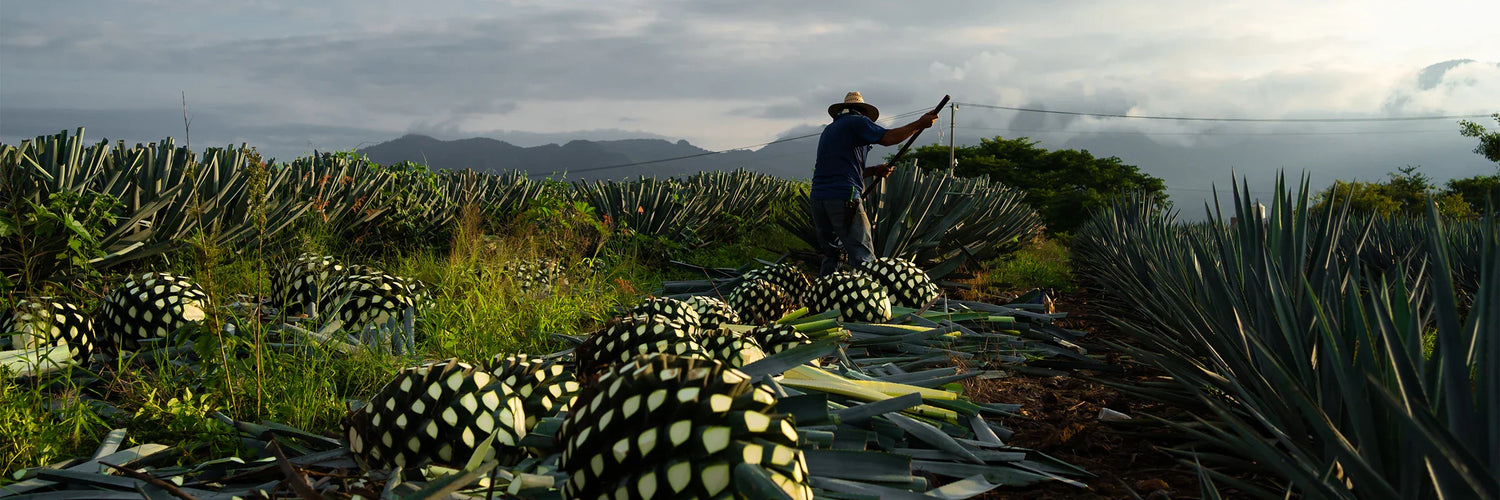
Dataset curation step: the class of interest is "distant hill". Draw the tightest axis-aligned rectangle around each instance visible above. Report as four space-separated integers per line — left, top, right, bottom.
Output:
358 134 817 181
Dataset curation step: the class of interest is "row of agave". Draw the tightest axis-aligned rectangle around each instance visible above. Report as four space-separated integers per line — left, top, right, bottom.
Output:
0 253 428 375
1 129 553 292
1073 174 1497 499
5 130 1043 296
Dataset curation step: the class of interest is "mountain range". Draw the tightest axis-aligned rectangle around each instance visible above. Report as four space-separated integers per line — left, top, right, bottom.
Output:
358 133 821 181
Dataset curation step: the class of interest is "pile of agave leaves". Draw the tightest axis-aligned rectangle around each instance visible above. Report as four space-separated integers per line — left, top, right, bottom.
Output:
1 260 1111 499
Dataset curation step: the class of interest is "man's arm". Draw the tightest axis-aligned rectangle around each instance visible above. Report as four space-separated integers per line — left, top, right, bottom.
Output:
876 111 940 146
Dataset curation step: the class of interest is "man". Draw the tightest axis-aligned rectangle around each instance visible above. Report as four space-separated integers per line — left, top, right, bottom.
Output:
811 91 939 276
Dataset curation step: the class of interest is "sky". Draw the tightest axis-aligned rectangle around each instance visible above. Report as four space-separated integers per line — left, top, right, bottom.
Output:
2 0 1498 210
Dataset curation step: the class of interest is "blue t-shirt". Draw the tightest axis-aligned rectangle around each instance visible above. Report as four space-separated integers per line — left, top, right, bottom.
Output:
811 113 888 200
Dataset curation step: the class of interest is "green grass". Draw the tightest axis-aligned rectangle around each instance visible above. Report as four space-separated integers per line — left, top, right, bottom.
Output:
0 220 670 475
977 237 1076 293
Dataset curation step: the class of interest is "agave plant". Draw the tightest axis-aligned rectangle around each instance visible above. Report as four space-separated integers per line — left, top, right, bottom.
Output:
1 129 310 291
782 166 1042 277
573 170 799 247
1074 174 1498 499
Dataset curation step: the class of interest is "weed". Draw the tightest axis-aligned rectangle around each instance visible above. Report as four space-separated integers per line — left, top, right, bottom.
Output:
974 237 1076 294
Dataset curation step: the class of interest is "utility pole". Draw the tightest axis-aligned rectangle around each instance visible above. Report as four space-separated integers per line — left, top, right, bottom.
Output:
947 102 957 169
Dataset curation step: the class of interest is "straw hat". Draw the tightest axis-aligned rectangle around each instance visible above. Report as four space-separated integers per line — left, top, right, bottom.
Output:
827 91 880 120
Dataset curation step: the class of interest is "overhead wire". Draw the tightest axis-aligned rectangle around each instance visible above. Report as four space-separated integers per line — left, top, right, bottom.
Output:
952 101 1494 122
527 100 1495 178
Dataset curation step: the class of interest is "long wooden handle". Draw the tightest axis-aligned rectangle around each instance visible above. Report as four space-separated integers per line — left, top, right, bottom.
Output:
863 95 949 198
888 95 950 166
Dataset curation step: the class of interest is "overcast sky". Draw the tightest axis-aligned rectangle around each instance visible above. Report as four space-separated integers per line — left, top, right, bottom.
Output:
2 0 1497 207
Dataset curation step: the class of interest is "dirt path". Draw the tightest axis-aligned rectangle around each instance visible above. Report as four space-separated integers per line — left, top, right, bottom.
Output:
960 286 1207 499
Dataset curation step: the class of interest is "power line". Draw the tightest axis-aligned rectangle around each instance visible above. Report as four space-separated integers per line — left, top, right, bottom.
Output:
954 101 1494 123
958 126 1458 137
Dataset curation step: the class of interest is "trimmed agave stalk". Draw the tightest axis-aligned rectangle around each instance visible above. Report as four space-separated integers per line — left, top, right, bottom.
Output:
316 266 420 353
269 253 344 317
484 353 582 431
625 297 703 330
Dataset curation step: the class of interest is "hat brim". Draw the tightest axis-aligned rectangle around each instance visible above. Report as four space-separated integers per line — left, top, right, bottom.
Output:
828 102 879 121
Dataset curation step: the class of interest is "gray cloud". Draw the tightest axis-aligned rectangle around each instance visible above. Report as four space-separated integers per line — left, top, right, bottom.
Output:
3 0 1497 211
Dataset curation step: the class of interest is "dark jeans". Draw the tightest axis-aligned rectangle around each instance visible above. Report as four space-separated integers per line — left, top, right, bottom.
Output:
810 199 875 276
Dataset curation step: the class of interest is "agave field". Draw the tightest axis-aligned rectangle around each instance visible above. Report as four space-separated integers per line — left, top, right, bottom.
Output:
1 128 1494 500
1074 178 1496 499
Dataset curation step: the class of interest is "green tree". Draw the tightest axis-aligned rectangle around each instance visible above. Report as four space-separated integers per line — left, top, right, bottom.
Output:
904 137 1167 233
1314 165 1493 218
1458 113 1500 163
1313 180 1401 217
1444 174 1499 213
1383 165 1434 215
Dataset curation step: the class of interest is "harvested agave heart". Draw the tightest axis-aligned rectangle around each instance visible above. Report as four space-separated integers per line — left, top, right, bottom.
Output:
98 273 209 352
1 298 99 363
804 271 892 323
558 353 813 499
572 314 707 381
270 253 343 316
682 295 741 329
344 359 528 469
855 257 941 309
725 278 796 325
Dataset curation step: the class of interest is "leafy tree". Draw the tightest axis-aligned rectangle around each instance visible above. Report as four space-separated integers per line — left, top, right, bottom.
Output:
1314 165 1493 218
1314 180 1402 217
903 137 1167 233
1458 113 1500 163
1445 174 1499 212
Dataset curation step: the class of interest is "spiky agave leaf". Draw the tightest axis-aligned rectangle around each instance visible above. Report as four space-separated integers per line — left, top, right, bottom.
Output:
485 353 582 429
0 299 98 363
726 279 796 326
573 314 707 381
269 253 344 316
855 257 940 308
626 297 703 330
745 324 814 355
742 263 811 306
694 329 766 368
344 359 528 470
317 266 417 331
558 354 813 500
805 271 893 323
682 295 741 329
98 273 209 352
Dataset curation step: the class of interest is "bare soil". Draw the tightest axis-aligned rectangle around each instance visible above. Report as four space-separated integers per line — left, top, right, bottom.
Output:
956 285 1217 499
